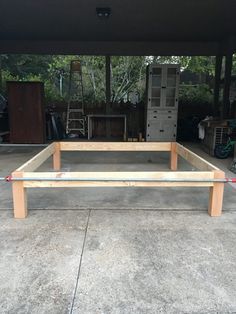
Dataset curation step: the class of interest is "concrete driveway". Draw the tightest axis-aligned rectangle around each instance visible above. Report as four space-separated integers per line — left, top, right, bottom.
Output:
1 210 236 314
0 145 236 313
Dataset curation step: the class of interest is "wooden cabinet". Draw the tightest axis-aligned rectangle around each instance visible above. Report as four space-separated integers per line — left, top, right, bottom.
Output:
7 82 46 143
146 64 180 141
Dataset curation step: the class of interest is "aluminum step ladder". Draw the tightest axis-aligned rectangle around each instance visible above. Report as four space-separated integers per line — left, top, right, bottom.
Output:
66 60 86 136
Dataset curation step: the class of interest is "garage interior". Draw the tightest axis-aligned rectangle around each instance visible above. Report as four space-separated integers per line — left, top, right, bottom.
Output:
1 1 236 313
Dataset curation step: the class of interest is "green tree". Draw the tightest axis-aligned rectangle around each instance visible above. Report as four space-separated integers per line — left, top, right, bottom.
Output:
1 54 235 103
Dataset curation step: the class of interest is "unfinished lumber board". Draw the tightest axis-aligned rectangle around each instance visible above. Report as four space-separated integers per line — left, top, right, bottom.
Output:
176 143 219 171
22 171 214 188
170 142 178 170
60 141 172 151
53 142 61 171
208 170 225 216
23 181 213 188
16 143 55 172
12 171 28 218
22 171 214 180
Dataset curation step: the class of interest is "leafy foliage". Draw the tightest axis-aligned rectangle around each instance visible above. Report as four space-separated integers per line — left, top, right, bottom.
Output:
111 56 146 101
0 54 235 104
179 84 213 104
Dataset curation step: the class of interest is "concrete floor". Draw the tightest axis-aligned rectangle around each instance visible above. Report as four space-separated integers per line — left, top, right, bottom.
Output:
0 143 236 313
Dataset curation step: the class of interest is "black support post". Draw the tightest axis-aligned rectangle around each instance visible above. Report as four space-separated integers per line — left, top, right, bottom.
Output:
105 55 111 137
223 53 233 118
105 55 111 106
214 55 222 117
0 55 2 93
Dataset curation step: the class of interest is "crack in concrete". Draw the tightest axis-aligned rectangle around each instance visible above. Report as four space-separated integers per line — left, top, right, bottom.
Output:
69 209 91 314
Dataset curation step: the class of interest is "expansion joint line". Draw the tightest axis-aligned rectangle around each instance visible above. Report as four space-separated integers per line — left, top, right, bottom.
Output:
69 209 91 314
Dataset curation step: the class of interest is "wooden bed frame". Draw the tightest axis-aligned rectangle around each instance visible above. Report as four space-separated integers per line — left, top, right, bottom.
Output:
11 142 225 218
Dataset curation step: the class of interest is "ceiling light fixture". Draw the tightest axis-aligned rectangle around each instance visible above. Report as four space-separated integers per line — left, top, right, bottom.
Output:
96 7 111 19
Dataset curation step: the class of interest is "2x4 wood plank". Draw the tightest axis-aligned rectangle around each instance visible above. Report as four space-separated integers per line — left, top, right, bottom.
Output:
176 143 219 171
60 141 172 151
15 143 55 172
21 171 214 188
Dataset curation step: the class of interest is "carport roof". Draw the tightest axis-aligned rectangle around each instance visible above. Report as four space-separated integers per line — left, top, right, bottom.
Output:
1 0 236 55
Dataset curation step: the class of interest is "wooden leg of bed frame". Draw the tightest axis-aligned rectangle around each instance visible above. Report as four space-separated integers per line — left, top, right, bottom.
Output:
12 172 27 219
170 142 178 171
53 142 61 171
208 170 225 217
